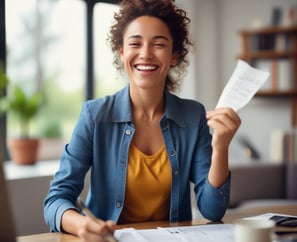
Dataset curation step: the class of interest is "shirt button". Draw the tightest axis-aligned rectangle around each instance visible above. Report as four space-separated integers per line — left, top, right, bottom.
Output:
125 129 131 135
116 202 122 208
174 170 178 176
169 150 175 156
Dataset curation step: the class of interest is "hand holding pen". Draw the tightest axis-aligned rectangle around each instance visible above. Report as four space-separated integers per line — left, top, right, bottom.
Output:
76 198 118 242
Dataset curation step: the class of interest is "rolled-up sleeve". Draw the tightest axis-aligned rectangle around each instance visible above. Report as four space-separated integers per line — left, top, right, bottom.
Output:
198 173 231 221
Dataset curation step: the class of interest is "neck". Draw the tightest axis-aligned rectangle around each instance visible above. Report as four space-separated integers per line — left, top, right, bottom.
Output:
129 85 165 121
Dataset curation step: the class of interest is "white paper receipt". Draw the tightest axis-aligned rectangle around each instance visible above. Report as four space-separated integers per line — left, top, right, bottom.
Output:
216 59 270 112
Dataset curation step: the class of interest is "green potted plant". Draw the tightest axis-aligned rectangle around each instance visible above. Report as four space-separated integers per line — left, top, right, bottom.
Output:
0 64 43 165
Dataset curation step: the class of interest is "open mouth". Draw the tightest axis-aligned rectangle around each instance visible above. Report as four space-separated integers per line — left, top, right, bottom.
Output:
134 64 158 71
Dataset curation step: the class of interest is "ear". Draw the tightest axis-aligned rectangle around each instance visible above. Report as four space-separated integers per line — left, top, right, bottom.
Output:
119 47 124 61
171 52 179 66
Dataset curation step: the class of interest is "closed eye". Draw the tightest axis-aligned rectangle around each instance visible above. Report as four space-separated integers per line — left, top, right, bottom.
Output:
128 42 141 47
153 43 165 48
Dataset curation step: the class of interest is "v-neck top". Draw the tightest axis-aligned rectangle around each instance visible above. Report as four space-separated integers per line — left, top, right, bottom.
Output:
118 143 171 224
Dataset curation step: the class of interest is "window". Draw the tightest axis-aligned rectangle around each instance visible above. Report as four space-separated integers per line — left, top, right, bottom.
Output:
3 0 120 159
6 0 85 145
4 0 123 161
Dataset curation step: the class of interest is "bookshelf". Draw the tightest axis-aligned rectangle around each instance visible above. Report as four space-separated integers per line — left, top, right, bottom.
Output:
238 25 297 127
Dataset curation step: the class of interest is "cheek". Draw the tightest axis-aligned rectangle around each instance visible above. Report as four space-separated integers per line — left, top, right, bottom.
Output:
157 50 175 63
120 49 134 63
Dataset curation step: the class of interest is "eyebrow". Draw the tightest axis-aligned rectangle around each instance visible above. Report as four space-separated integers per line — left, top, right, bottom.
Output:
127 35 169 41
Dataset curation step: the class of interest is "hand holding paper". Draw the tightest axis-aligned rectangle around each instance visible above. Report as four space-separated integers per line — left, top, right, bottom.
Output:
216 60 270 112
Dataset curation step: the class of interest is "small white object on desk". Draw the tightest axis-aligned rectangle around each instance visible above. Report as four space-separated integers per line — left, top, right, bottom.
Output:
234 219 275 242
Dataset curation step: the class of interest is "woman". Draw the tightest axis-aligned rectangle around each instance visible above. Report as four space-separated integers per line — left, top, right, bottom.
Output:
44 0 241 241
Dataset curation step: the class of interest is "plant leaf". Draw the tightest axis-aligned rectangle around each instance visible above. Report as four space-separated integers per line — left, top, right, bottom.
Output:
24 92 43 119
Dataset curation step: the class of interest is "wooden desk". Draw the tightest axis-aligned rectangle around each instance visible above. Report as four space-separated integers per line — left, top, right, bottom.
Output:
17 205 297 242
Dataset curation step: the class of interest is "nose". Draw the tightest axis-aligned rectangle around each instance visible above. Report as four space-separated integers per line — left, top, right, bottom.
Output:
139 44 153 59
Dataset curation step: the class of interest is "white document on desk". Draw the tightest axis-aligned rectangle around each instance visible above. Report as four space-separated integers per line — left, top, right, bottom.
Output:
115 224 234 242
216 59 270 112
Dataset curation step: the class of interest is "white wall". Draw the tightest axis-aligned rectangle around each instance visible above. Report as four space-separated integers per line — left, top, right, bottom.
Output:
178 0 296 163
177 0 220 109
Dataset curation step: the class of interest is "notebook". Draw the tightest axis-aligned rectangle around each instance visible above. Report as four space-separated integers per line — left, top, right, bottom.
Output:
0 159 17 242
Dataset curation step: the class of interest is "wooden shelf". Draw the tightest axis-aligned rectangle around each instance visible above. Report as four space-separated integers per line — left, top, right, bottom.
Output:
239 51 297 60
256 90 297 97
238 25 297 127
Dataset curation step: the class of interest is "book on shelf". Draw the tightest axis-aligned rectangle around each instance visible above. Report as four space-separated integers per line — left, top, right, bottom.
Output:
269 129 286 163
278 59 294 91
249 34 276 51
271 7 283 26
249 33 292 52
275 33 291 52
283 129 297 163
270 129 297 163
254 60 272 91
254 59 294 92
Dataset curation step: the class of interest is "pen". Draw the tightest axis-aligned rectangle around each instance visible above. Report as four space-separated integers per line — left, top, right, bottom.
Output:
76 198 118 242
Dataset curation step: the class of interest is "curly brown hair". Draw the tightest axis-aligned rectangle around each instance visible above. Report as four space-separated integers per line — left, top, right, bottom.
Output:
108 0 193 92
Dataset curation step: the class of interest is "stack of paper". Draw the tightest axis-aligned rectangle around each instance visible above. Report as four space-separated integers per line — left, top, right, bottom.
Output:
115 224 234 242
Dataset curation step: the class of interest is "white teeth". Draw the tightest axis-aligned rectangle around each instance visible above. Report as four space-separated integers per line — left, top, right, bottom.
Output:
136 65 157 71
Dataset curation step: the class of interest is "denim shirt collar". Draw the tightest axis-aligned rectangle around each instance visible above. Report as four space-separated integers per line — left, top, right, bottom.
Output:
112 84 185 127
163 90 186 127
112 85 133 123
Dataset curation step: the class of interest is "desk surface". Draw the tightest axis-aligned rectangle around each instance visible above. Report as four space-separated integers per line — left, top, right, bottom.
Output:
17 205 297 242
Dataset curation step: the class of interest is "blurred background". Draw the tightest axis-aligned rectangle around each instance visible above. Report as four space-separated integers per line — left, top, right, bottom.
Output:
1 0 297 236
2 0 296 163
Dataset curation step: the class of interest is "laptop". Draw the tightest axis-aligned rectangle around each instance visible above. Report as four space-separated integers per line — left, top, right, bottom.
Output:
0 159 17 242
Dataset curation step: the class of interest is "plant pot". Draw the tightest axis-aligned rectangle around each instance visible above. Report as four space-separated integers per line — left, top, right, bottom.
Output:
7 138 40 165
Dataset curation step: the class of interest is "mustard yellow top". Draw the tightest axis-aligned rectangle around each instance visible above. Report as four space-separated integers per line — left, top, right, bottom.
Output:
118 143 172 224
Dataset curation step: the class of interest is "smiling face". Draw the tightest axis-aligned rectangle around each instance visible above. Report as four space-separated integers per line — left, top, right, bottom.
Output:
119 16 179 91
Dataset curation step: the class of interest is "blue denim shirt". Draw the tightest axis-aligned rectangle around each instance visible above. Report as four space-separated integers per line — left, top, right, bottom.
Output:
44 85 230 232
